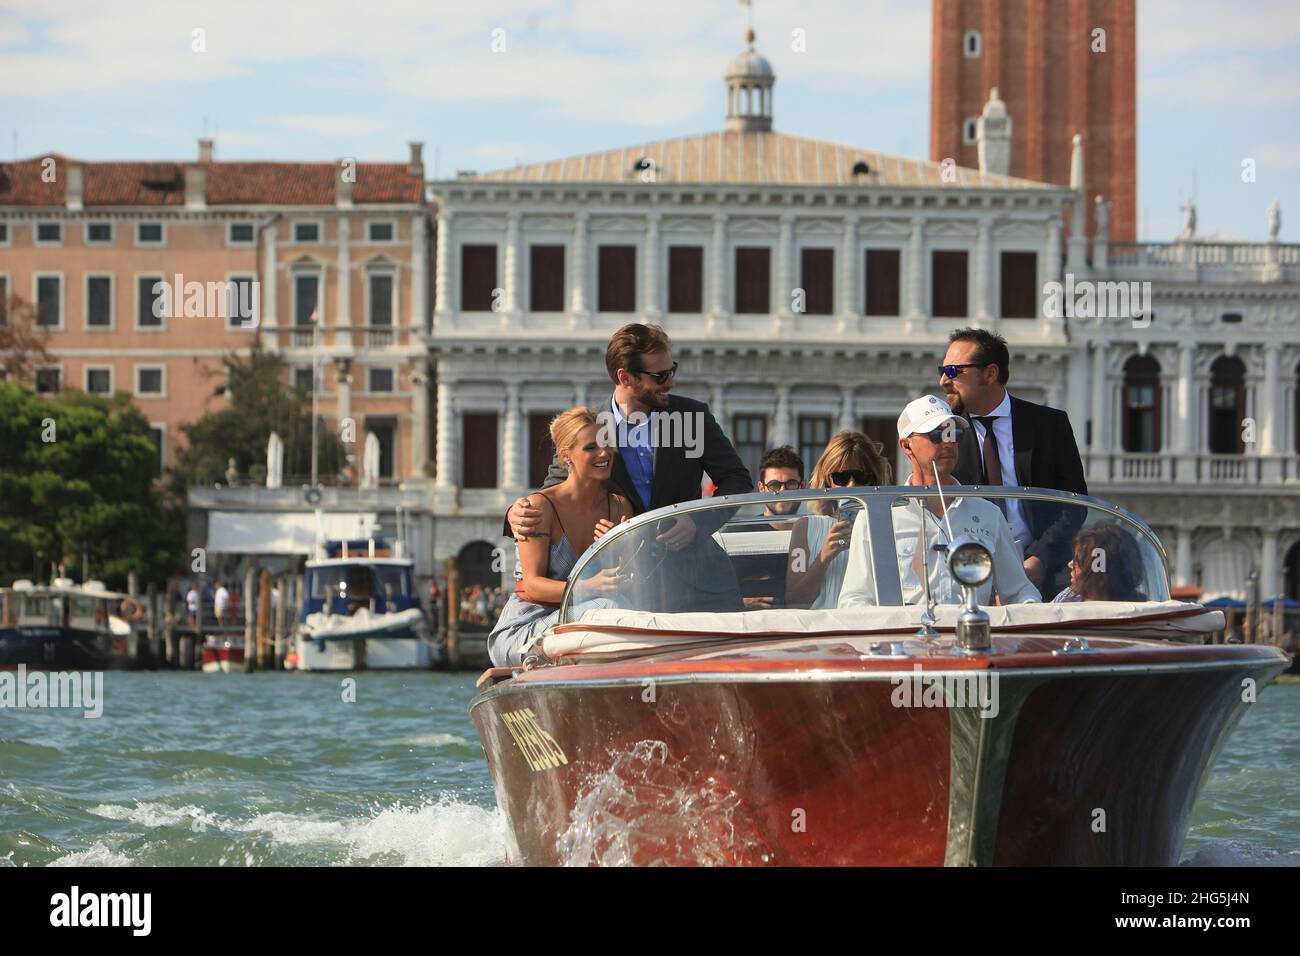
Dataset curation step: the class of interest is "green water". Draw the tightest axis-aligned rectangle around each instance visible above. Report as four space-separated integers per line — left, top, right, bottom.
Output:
1 673 1296 866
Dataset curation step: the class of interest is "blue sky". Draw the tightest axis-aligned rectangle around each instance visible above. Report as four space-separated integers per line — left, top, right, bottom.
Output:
2 0 1297 241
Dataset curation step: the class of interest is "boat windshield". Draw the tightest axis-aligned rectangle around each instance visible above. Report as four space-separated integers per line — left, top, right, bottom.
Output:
307 563 414 614
558 488 1169 623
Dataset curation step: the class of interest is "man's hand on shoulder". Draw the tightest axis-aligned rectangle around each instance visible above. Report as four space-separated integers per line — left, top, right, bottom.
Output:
509 496 544 539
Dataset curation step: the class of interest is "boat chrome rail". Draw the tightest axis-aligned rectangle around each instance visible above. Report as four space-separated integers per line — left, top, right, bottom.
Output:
558 486 1171 625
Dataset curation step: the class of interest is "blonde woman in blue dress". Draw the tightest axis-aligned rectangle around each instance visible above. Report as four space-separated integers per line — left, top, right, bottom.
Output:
488 407 635 667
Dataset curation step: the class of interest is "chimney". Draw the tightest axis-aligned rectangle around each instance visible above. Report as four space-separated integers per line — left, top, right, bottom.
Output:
198 138 214 163
65 160 84 211
408 141 425 178
975 88 1011 177
184 163 207 209
336 160 354 208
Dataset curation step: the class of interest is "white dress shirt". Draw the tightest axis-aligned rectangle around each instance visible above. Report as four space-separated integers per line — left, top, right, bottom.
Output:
970 391 1032 555
836 475 1041 607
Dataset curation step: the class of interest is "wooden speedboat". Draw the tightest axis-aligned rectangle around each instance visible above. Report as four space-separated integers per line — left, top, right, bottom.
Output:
469 488 1289 866
201 635 245 673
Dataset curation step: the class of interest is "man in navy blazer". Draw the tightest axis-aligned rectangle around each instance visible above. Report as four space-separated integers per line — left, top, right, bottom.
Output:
940 328 1088 592
505 323 753 546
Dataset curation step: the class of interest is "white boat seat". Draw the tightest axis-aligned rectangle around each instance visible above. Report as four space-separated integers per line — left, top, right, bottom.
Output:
542 601 1225 661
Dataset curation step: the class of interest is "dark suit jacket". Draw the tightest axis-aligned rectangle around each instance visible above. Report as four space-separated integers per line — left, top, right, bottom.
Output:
953 394 1088 578
501 392 753 536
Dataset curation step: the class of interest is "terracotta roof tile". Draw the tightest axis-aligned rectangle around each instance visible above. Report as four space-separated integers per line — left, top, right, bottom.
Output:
0 155 425 207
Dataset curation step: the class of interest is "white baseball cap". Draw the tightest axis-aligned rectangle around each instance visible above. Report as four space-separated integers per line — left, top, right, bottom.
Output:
897 395 960 439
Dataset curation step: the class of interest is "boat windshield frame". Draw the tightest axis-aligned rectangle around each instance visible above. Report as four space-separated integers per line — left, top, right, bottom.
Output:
558 486 1170 624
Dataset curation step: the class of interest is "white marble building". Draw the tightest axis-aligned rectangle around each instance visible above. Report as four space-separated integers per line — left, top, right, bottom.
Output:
426 35 1300 604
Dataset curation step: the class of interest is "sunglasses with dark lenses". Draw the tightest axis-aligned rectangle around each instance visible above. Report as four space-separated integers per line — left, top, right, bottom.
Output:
914 424 967 444
829 470 870 486
938 363 989 379
760 479 803 492
632 361 678 385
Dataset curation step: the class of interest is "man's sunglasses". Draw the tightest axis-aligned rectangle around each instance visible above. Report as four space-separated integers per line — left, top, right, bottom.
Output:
631 361 678 385
829 470 870 486
912 424 967 444
938 363 989 379
760 479 804 492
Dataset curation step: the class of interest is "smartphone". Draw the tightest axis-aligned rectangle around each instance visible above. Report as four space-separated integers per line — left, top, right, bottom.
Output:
837 500 862 525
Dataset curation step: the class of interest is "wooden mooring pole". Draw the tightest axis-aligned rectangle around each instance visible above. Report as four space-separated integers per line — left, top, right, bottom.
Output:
257 568 273 670
243 566 256 672
446 556 461 670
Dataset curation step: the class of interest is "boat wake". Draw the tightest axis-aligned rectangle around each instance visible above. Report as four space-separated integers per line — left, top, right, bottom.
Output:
558 740 776 866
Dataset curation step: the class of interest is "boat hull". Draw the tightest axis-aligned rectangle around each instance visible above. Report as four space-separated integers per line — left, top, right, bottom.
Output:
294 628 435 671
0 625 126 670
201 644 245 673
470 636 1287 866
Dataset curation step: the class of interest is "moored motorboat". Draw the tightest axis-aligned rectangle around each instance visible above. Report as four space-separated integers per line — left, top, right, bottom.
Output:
470 487 1290 866
201 635 245 673
293 541 436 671
0 578 139 670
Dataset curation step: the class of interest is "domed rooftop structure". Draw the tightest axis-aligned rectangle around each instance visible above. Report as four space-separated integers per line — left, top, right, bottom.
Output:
725 30 774 133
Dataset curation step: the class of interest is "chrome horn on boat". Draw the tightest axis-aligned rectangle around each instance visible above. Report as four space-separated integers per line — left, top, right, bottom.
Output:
948 538 993 652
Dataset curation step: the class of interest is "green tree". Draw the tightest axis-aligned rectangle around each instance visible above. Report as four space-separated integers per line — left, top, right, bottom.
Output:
0 382 184 589
171 346 346 487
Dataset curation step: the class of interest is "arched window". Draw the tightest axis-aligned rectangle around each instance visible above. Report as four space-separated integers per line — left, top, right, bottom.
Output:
1294 359 1300 453
1208 355 1246 454
964 30 982 57
1122 355 1161 452
1285 539 1300 602
963 117 979 145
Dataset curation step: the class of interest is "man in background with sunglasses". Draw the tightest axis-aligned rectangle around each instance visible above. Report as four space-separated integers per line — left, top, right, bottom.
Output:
506 322 752 552
939 328 1087 595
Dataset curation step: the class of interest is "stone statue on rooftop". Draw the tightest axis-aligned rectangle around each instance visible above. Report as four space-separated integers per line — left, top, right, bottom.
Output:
1267 200 1280 242
1180 201 1197 241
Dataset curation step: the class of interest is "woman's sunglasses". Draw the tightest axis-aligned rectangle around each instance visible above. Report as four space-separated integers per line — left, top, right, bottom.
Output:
632 362 678 385
829 470 870 486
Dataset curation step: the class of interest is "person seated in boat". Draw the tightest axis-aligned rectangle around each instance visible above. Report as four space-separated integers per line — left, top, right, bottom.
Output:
785 432 892 609
1050 525 1146 603
838 396 1041 608
488 407 636 668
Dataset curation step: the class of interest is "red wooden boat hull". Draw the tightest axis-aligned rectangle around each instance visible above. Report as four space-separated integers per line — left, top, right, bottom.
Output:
201 644 245 673
470 635 1287 866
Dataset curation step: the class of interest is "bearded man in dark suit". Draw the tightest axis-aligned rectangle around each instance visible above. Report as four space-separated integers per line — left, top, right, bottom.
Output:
940 328 1088 592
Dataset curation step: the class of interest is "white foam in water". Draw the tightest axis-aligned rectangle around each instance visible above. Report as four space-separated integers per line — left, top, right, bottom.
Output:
397 732 472 748
49 844 134 867
241 796 507 866
91 802 219 831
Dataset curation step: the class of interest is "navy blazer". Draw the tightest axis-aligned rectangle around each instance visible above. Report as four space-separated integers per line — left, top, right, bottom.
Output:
953 394 1088 576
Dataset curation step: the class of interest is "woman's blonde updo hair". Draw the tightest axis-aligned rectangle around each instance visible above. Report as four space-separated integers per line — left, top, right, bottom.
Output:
550 406 599 471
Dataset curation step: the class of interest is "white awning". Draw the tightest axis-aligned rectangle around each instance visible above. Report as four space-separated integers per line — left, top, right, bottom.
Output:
207 511 380 555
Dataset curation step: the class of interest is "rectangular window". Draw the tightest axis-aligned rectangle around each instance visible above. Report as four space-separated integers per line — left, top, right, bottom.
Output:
136 222 163 244
861 416 898 482
86 222 113 244
148 427 166 477
460 244 498 311
798 416 832 475
292 367 314 393
136 367 164 395
368 367 395 392
85 368 112 394
1000 251 1038 319
800 248 834 315
367 221 395 242
528 411 562 488
228 222 255 244
137 276 164 327
0 222 8 243
735 247 771 314
668 245 704 313
367 420 396 479
865 249 901 316
86 275 112 327
294 274 320 325
36 222 62 244
35 368 62 393
732 414 768 486
227 276 256 329
931 250 969 318
294 222 321 243
529 245 566 312
597 245 636 312
369 273 394 326
0 275 7 321
462 413 499 488
36 275 62 326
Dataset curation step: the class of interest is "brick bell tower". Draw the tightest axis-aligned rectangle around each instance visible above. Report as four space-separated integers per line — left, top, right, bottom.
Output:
930 0 1137 242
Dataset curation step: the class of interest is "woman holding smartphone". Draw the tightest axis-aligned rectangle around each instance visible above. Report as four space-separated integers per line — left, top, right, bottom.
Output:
785 432 892 609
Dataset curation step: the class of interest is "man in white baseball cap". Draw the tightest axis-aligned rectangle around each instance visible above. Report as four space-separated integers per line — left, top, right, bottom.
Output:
838 395 1039 607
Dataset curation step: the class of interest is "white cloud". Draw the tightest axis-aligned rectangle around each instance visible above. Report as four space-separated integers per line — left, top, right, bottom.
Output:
1254 144 1300 171
276 115 395 137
